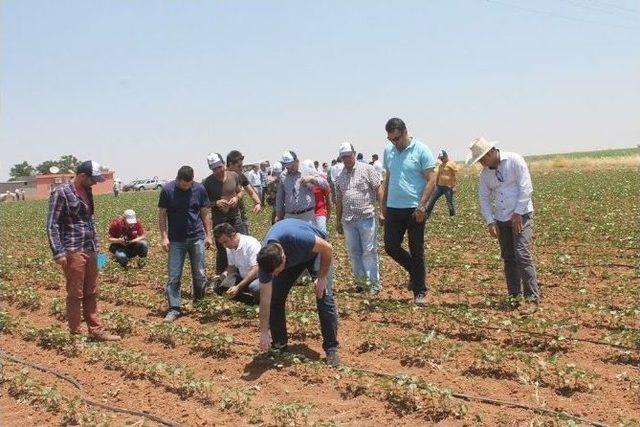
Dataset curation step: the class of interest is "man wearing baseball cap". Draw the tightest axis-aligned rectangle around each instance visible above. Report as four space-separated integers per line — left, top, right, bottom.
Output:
202 152 244 276
107 209 149 269
466 137 540 311
46 160 120 341
333 142 383 294
275 150 330 224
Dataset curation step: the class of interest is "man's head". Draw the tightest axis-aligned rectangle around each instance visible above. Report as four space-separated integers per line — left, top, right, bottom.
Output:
314 160 319 169
385 117 409 148
213 222 240 250
176 165 194 190
478 147 500 169
371 154 379 161
207 153 226 180
123 209 137 227
226 150 244 171
356 153 364 161
252 164 259 172
338 142 356 170
271 162 283 177
75 160 105 188
438 149 449 163
466 137 498 168
257 242 287 279
281 150 299 174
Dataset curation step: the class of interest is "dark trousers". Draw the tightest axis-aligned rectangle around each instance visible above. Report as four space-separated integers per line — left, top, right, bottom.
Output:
213 212 244 274
108 240 149 267
383 207 427 296
270 256 339 353
425 185 455 217
497 213 540 300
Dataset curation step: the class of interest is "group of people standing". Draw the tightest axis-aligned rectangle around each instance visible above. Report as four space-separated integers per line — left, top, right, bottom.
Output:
46 117 540 366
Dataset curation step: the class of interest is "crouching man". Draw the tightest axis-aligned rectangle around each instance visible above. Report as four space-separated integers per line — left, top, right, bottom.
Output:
107 209 149 268
213 223 260 305
256 218 340 366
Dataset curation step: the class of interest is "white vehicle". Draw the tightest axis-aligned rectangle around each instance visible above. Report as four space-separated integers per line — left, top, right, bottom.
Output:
133 177 167 191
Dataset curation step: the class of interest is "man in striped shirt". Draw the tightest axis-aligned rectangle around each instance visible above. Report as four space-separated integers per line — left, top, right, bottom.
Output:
46 160 121 341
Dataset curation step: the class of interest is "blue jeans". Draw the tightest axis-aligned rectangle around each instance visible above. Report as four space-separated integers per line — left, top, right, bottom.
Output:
342 216 380 291
166 238 206 312
425 185 455 217
314 215 327 236
269 255 339 353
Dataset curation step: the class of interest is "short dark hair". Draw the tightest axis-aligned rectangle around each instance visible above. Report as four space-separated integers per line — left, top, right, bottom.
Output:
356 153 363 160
314 160 319 166
372 154 379 160
177 166 194 182
331 160 337 165
226 150 244 166
257 242 283 274
213 222 236 240
385 117 406 133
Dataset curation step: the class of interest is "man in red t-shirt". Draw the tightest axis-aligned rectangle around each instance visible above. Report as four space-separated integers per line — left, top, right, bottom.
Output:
313 185 331 235
107 209 149 268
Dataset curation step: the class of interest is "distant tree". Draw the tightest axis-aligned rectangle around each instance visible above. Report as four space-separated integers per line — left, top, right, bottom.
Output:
9 161 35 181
36 160 61 175
35 155 81 175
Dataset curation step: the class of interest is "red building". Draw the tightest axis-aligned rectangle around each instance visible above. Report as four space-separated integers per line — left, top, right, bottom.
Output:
35 171 115 198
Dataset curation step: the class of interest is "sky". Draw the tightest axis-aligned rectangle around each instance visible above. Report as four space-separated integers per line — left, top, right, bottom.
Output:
1 0 638 182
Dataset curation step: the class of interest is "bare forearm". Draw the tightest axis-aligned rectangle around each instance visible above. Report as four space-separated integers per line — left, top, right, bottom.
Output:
158 210 168 239
258 283 272 332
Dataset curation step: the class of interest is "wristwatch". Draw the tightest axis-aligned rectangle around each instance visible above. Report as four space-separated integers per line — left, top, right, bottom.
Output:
418 205 427 213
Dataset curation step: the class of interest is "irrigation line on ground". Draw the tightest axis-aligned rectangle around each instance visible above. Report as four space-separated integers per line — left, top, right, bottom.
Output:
0 350 185 427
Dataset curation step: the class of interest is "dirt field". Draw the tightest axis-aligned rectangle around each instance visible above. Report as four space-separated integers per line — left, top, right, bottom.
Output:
1 164 638 426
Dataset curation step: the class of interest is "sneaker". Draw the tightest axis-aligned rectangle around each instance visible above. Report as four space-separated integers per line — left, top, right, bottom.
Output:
369 288 381 296
326 350 340 367
414 293 428 306
90 331 121 342
355 285 364 293
519 300 539 315
163 310 181 322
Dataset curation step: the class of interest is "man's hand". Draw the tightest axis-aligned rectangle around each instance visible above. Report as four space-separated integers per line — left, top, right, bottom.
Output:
336 222 343 235
226 285 240 298
216 199 229 209
511 213 523 234
162 237 170 252
315 277 328 299
253 203 262 213
227 196 238 208
379 206 386 226
54 256 67 270
412 207 426 223
205 236 213 250
259 330 271 352
488 223 500 239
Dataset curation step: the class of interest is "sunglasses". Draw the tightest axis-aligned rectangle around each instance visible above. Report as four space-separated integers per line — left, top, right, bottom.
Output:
387 134 402 143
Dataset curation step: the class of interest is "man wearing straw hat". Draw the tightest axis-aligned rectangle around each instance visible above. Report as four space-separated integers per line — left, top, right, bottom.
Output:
466 138 540 310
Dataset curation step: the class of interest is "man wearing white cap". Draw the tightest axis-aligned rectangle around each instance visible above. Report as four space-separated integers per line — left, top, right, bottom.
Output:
382 118 437 305
334 143 383 294
466 137 540 308
202 153 244 275
107 209 149 268
275 150 330 224
46 160 121 341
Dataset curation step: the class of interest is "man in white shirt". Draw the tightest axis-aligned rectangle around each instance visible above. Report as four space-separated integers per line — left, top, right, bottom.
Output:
247 164 263 202
212 223 261 304
466 137 540 309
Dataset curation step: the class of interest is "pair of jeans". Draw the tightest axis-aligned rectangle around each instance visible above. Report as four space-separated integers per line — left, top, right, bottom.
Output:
215 272 260 305
109 240 149 267
383 207 427 296
342 216 380 291
497 213 540 300
270 255 339 353
64 250 103 334
425 185 455 217
314 215 327 236
166 238 206 312
212 212 244 274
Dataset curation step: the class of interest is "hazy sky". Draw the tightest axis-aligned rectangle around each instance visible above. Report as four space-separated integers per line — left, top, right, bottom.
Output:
2 0 638 182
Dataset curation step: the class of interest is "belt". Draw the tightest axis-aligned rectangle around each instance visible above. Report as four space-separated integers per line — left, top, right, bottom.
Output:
288 207 314 215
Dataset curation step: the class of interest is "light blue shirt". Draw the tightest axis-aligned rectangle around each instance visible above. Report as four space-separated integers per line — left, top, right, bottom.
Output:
383 139 436 208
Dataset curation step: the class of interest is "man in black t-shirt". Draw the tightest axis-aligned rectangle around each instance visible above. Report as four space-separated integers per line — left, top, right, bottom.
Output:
226 150 262 234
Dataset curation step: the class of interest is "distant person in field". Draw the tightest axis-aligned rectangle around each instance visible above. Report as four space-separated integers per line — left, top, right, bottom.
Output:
371 153 384 180
466 137 540 310
112 179 122 197
226 150 262 234
334 143 383 294
212 223 261 305
265 162 283 225
46 160 120 341
158 165 212 322
329 157 344 204
247 164 264 204
259 162 269 205
275 150 330 224
202 153 244 275
381 117 437 305
256 218 340 367
301 159 332 234
107 209 149 269
424 150 459 218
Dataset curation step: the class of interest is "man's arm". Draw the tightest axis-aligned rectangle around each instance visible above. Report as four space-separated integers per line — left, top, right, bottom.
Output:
158 208 170 252
275 180 285 221
335 190 343 234
235 265 258 291
324 188 331 219
258 280 272 351
201 207 212 249
312 236 333 299
244 183 262 211
413 168 436 223
46 190 66 264
379 172 389 225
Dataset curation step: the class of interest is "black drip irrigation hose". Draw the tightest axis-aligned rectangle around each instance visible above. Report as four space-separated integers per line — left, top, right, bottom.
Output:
0 350 184 427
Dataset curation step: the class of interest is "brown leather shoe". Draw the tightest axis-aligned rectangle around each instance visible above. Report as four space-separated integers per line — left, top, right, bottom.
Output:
90 331 122 342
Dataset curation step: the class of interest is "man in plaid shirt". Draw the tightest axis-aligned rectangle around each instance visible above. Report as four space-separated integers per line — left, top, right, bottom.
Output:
46 160 120 341
334 143 383 294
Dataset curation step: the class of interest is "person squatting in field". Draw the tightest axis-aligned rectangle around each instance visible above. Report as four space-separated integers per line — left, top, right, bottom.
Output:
107 209 149 269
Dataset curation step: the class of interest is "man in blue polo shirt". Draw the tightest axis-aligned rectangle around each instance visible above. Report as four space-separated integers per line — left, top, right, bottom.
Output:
381 118 437 305
256 219 339 366
158 165 212 321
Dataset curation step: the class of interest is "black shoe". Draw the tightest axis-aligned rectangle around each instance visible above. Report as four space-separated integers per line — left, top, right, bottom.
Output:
414 292 428 306
326 350 340 367
355 285 364 293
